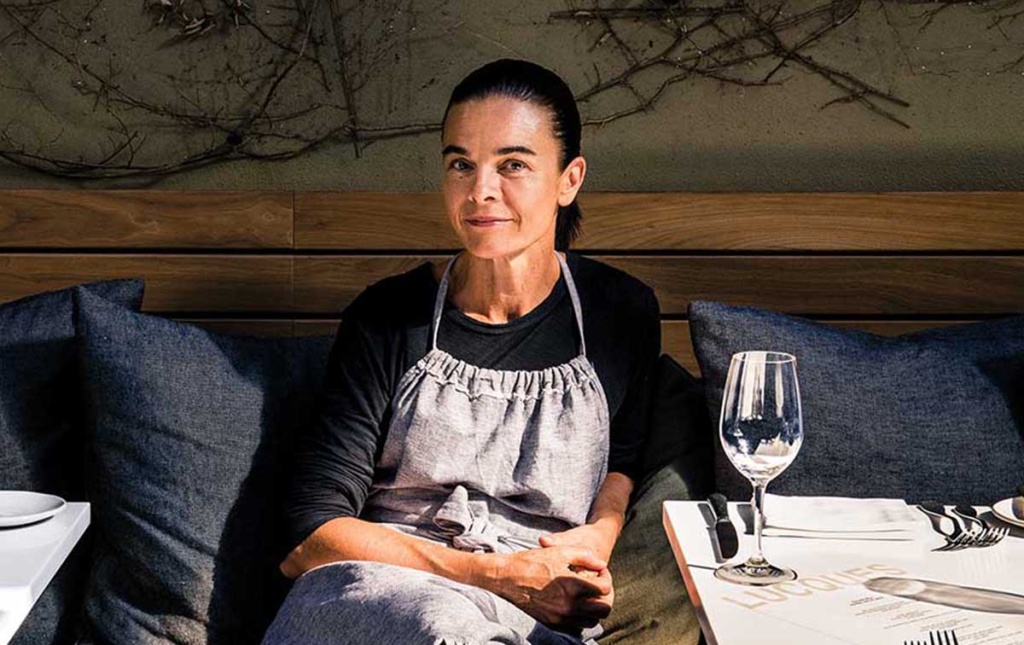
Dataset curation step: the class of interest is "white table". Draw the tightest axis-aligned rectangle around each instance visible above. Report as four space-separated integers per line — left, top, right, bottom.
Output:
0 503 90 645
664 500 1024 645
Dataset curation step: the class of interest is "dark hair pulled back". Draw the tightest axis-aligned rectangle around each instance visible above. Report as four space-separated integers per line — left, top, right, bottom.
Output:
443 59 583 251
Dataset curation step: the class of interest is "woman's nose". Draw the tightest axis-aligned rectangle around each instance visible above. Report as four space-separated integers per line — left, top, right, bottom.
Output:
469 167 500 203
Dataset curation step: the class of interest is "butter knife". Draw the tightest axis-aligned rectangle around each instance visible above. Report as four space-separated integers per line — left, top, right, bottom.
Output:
708 493 739 559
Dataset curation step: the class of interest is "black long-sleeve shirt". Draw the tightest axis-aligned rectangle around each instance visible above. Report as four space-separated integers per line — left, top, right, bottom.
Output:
285 252 660 550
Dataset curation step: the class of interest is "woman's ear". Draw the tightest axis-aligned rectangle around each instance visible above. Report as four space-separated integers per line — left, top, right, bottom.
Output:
557 156 587 207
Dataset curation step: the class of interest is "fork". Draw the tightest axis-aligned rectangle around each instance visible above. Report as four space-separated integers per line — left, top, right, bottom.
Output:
969 524 1010 546
904 630 961 645
918 503 972 551
952 505 1009 547
929 629 960 645
932 533 975 552
919 503 1006 550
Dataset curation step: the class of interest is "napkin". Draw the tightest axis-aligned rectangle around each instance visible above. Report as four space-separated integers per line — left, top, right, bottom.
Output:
762 495 919 540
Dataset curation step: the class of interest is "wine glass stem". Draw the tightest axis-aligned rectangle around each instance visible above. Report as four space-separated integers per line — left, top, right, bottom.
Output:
750 481 768 566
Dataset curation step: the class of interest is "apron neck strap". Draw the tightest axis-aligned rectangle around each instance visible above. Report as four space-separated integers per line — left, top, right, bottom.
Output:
431 252 587 357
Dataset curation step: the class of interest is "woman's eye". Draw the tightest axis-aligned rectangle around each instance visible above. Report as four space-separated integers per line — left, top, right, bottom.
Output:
504 160 526 172
449 159 471 171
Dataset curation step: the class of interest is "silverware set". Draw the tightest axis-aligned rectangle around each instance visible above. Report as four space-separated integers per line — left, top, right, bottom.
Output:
904 629 959 645
917 502 1008 551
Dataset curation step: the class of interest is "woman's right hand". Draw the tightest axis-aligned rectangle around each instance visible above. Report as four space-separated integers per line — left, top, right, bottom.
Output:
486 546 614 630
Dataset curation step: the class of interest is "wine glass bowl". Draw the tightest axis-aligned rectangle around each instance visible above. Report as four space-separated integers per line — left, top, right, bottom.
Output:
715 351 803 586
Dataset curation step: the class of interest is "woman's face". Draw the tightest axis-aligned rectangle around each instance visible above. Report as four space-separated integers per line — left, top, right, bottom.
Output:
441 96 585 260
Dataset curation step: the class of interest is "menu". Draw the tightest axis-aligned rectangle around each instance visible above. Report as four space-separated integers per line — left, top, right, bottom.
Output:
713 558 1024 644
664 501 1024 645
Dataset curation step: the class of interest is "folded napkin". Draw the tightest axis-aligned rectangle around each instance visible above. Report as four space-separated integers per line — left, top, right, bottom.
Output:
762 495 919 540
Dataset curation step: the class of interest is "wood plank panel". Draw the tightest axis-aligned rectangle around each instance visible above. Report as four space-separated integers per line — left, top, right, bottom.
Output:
293 255 1024 316
610 255 1024 316
176 319 336 337
662 320 970 376
8 254 999 318
295 320 341 337
293 192 1024 251
294 256 435 313
577 193 1024 251
0 191 293 248
176 320 298 337
0 254 292 312
661 322 704 376
295 193 456 250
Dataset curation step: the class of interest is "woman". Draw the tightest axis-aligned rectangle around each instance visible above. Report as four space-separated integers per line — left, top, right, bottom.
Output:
266 59 660 645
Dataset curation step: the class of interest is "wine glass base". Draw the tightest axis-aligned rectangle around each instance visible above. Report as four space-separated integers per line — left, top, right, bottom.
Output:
714 561 798 586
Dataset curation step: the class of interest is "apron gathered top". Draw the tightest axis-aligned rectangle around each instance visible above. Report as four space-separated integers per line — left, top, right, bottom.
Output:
361 252 612 553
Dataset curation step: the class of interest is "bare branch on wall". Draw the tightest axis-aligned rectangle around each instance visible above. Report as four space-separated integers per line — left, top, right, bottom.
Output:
0 0 442 179
0 0 1021 180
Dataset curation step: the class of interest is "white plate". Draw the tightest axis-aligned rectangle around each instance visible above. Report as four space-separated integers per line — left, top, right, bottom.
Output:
0 491 67 528
992 497 1024 529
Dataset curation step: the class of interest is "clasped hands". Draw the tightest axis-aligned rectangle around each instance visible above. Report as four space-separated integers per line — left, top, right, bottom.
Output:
491 523 616 631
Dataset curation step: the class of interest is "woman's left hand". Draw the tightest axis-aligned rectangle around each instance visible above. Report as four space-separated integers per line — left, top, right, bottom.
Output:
539 522 618 565
540 473 632 569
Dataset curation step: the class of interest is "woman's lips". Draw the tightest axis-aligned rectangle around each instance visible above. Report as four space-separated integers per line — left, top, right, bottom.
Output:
465 218 511 227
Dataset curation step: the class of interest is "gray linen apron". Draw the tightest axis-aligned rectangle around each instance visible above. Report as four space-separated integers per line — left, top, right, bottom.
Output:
264 253 611 645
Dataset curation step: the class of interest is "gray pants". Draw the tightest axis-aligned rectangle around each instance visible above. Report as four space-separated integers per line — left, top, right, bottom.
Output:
262 561 598 645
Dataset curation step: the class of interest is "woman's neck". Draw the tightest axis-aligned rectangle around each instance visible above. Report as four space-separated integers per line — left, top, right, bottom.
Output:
444 248 563 324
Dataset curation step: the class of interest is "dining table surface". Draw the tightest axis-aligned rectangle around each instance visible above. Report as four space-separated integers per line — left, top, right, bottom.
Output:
663 499 1024 645
0 502 90 645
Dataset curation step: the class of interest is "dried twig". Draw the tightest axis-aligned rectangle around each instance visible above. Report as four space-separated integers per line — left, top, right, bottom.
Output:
559 0 1019 129
1 0 1021 180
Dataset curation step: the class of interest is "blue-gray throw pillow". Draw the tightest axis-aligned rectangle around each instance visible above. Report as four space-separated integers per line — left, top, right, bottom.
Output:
74 288 332 645
689 301 1024 504
599 354 708 645
0 279 144 645
639 354 713 497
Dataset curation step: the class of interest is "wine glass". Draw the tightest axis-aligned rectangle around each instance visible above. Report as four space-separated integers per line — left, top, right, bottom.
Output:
714 350 803 586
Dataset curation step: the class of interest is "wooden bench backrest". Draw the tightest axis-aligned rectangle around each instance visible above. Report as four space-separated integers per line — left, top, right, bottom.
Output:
2 190 1022 373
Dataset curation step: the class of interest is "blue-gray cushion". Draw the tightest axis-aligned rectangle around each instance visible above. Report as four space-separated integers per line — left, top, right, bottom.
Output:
600 354 708 645
689 301 1024 504
639 354 713 496
74 288 332 645
0 279 144 645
